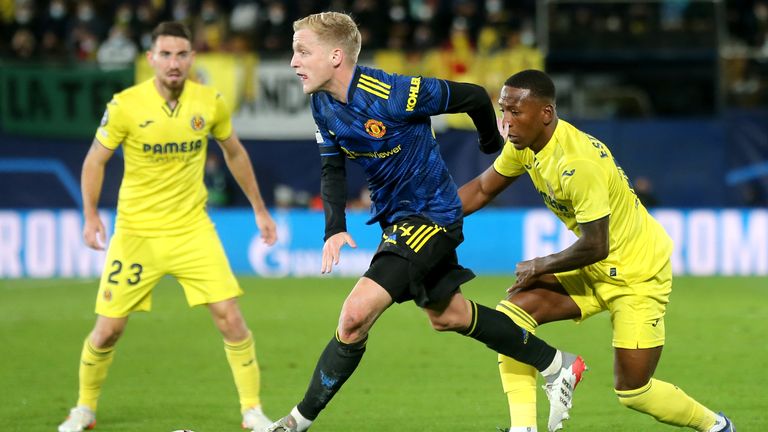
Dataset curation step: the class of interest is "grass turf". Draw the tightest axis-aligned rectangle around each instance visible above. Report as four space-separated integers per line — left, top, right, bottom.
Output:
0 276 765 431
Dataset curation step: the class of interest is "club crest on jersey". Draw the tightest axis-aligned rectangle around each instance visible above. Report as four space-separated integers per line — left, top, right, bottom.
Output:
190 114 205 131
364 119 386 138
103 289 112 301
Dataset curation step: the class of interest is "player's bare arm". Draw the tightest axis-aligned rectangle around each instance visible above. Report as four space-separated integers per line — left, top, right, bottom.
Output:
511 215 610 290
81 139 115 250
459 166 518 216
217 133 277 245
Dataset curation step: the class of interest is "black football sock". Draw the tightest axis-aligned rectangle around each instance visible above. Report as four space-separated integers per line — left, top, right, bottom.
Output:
460 300 556 371
296 333 367 420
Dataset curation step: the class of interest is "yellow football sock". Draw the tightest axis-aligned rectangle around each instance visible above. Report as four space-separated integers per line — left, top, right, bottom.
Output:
76 338 115 411
496 300 539 429
615 378 718 431
224 332 262 413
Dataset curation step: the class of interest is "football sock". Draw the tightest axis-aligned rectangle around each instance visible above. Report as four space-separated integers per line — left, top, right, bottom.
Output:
76 338 115 411
296 332 367 421
289 406 314 432
224 331 262 413
615 378 718 431
496 300 539 429
460 300 555 371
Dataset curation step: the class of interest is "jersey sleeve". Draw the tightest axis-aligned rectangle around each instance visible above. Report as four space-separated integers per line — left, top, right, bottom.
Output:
310 97 340 156
389 74 449 120
95 97 129 150
492 143 527 177
210 92 233 141
561 158 611 223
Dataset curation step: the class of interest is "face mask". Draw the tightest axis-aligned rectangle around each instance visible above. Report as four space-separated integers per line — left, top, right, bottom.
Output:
15 8 33 24
486 0 502 14
201 8 217 22
50 3 66 19
173 6 189 21
520 28 535 47
137 7 151 22
756 4 768 21
78 7 94 22
117 9 132 24
268 7 284 25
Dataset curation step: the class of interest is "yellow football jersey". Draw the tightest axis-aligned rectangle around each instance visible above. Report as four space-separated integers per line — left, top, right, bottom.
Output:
493 119 673 284
96 78 233 236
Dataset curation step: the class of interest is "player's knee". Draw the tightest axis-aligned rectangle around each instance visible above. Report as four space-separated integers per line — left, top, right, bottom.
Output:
90 326 123 348
337 313 370 342
428 313 464 332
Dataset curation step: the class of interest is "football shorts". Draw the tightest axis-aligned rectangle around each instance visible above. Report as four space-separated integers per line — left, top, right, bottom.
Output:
95 225 242 317
555 259 672 349
364 216 475 307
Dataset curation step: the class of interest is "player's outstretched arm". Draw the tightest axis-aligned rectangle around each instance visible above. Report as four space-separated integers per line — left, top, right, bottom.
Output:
217 133 277 245
459 166 518 216
81 139 115 250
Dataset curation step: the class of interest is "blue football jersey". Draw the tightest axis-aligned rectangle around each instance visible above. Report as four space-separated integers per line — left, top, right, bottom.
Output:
311 65 462 226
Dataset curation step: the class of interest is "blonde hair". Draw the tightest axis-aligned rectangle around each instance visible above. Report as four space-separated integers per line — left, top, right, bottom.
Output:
293 12 362 65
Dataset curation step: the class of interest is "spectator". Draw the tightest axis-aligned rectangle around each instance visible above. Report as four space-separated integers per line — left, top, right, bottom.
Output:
10 27 36 59
97 25 138 67
193 0 228 52
43 0 70 41
634 176 659 208
256 1 292 51
205 152 232 207
39 29 67 61
134 1 160 51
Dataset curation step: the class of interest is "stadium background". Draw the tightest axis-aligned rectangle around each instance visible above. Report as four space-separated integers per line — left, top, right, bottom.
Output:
1 1 767 431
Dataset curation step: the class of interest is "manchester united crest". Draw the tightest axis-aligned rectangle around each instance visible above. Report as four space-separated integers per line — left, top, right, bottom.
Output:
364 119 386 138
191 114 205 131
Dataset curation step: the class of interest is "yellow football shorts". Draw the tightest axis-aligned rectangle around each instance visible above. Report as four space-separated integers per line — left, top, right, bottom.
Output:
555 259 672 349
95 226 242 317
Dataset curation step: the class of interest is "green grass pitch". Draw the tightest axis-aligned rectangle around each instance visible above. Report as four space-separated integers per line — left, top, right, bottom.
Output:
1 276 766 431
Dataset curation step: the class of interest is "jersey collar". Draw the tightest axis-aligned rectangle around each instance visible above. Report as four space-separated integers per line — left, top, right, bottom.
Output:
148 78 189 117
345 66 363 104
536 119 563 160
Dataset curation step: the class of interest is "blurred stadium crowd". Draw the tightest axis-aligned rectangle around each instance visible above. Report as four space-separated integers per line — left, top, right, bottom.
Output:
1 0 537 62
1 1 767 60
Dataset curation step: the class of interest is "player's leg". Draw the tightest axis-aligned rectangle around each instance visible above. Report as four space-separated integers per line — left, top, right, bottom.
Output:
424 289 586 432
270 275 394 432
171 226 270 429
609 263 731 431
614 346 731 431
60 232 163 432
494 274 582 431
207 297 271 430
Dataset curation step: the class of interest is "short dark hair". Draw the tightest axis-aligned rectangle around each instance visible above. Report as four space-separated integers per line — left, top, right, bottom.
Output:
504 69 556 101
151 21 192 45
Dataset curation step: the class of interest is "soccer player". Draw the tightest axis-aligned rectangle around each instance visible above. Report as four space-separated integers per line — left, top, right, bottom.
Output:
57 22 277 432
266 13 586 432
459 69 735 432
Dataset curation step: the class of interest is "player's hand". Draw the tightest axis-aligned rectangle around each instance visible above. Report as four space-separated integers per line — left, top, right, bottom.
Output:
254 209 277 246
510 258 539 291
321 232 357 274
497 117 509 141
83 214 106 250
